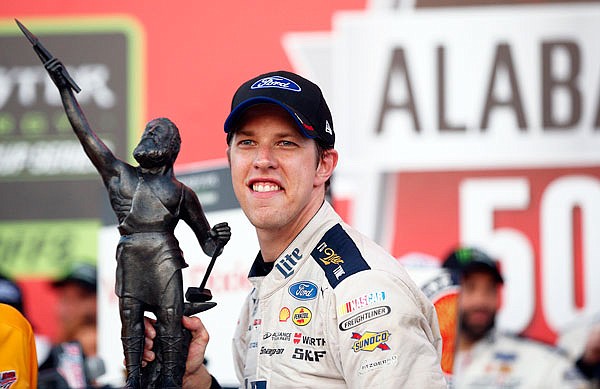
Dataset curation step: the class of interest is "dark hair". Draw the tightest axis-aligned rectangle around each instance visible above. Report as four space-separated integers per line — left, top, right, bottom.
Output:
315 141 333 193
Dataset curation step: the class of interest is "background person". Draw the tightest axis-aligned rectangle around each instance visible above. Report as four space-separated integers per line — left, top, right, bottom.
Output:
443 246 590 388
0 303 38 388
39 263 108 389
0 273 52 366
51 263 98 354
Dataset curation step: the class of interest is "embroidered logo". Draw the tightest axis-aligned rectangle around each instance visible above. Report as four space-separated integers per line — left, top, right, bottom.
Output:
351 331 391 352
292 306 312 326
279 307 291 322
275 247 302 278
338 291 387 316
288 281 318 301
339 306 392 331
318 245 343 266
250 76 301 92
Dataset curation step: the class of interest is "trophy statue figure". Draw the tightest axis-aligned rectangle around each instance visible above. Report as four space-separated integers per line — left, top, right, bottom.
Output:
16 20 231 388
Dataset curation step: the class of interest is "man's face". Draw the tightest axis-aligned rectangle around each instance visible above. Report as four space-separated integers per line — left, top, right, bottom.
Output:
227 105 337 240
458 271 500 342
55 283 97 342
134 120 172 168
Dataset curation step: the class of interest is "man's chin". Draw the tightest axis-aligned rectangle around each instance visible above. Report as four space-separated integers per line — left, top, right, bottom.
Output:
460 316 495 342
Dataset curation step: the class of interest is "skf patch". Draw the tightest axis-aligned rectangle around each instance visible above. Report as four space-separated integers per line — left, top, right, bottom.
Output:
292 306 312 326
279 307 291 322
312 224 370 288
0 370 17 388
351 331 391 352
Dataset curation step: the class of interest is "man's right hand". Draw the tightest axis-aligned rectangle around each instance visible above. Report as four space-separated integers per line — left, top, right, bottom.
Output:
143 315 214 389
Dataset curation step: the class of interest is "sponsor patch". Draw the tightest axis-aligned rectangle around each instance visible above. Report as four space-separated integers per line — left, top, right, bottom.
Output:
275 247 303 278
279 307 291 322
263 332 292 342
338 291 387 316
358 355 399 375
248 381 267 389
292 332 327 346
251 76 301 92
0 370 16 389
351 331 391 352
312 224 370 288
339 306 392 331
292 348 327 362
301 335 326 346
244 379 267 389
288 281 318 301
292 306 312 326
260 346 284 356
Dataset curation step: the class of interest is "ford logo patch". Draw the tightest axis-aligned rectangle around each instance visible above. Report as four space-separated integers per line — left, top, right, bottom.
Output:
251 76 301 92
288 281 318 300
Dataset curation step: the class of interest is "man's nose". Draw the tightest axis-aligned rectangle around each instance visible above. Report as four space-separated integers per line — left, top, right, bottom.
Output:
253 146 277 169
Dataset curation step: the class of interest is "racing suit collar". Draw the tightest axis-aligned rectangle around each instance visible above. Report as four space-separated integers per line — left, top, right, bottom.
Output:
248 252 275 278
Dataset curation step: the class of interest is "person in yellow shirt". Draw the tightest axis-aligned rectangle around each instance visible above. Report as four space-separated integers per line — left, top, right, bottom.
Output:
0 303 37 389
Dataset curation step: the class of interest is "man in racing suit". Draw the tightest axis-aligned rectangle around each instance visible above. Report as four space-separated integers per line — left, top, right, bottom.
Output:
443 247 590 389
232 201 445 388
143 70 446 388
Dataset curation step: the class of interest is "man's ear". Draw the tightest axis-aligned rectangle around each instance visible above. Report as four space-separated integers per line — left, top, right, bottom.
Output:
315 148 338 186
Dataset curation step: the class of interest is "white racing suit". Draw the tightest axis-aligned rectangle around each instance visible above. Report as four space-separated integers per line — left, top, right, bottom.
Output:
232 202 446 388
451 330 590 388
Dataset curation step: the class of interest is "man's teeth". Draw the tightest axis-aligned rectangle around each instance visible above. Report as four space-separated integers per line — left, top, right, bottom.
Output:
253 183 280 192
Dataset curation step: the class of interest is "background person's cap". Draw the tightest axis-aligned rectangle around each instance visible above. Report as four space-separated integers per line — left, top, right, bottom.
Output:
224 70 335 149
0 275 24 313
52 263 97 292
442 247 504 284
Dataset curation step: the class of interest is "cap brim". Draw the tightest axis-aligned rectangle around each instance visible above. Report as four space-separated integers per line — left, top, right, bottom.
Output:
224 97 317 140
463 262 504 284
52 277 96 291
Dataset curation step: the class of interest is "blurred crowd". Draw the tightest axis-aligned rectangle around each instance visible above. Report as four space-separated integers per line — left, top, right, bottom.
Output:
0 263 106 388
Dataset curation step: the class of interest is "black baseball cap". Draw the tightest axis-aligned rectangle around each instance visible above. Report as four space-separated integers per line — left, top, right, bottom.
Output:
442 247 504 284
224 70 335 149
0 275 24 313
52 263 97 293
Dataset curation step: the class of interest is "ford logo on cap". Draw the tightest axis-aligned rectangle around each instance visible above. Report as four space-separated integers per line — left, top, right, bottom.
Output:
288 281 318 300
251 76 301 92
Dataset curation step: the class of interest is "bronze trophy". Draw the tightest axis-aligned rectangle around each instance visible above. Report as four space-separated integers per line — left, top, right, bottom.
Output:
17 20 231 388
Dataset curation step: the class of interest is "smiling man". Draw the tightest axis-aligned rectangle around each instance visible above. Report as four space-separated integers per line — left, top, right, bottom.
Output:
146 70 446 388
